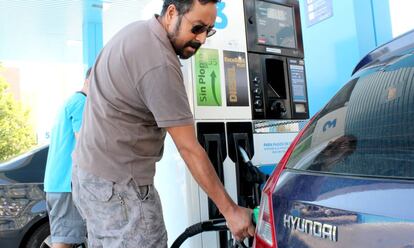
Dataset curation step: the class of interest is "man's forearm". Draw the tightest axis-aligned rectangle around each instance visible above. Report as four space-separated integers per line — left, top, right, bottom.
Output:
179 144 237 216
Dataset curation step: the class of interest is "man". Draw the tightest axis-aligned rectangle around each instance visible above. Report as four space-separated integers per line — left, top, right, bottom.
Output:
44 68 91 248
72 1 255 247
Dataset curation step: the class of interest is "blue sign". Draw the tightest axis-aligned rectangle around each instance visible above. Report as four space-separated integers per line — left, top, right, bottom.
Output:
306 0 333 27
215 2 228 29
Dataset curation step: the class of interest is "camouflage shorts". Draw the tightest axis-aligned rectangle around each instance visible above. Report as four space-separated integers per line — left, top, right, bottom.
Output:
72 164 168 248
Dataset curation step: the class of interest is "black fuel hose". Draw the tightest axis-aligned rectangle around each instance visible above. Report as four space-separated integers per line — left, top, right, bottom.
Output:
170 218 228 248
170 218 252 248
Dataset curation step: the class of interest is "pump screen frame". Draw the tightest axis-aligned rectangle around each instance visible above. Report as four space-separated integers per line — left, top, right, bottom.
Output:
244 0 304 58
255 1 297 49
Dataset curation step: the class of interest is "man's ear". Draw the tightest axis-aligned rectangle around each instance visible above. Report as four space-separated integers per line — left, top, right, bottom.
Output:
165 4 178 28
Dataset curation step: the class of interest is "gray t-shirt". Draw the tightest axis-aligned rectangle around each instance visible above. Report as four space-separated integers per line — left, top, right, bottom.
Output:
73 16 194 185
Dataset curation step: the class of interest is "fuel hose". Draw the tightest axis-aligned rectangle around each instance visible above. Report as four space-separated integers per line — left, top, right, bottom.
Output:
170 218 227 248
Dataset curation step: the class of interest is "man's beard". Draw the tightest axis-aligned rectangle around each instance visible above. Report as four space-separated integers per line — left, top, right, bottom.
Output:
168 18 202 59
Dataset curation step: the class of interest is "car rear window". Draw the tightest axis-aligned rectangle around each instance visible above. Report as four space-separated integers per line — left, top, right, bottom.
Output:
286 55 414 179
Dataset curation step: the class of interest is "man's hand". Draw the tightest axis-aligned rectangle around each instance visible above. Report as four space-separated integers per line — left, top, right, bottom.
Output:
223 205 255 241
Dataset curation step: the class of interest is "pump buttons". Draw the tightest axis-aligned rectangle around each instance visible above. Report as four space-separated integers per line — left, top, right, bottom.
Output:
270 101 287 117
254 99 263 108
252 87 262 95
252 76 263 111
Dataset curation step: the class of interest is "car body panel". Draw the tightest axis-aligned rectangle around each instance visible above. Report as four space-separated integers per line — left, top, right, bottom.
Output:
0 145 49 247
273 171 414 248
352 30 414 75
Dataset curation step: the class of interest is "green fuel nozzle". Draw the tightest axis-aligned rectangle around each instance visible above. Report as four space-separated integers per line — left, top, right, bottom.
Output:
253 206 260 225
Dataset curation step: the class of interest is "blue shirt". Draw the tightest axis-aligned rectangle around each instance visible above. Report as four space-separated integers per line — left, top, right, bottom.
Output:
44 92 86 192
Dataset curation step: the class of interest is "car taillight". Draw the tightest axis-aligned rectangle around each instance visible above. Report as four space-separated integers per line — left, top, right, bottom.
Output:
255 192 274 246
254 117 317 248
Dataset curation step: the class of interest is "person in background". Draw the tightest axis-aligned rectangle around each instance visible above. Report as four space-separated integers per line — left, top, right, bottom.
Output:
43 68 91 248
72 0 255 247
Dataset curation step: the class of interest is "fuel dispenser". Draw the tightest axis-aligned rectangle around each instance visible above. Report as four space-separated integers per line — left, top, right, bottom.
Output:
226 122 255 209
244 0 308 119
196 123 228 246
154 0 309 247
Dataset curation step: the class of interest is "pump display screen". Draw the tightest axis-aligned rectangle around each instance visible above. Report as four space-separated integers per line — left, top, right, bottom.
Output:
255 1 296 49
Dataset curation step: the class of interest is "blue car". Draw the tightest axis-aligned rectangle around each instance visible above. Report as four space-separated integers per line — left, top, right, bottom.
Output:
0 145 50 248
254 30 414 248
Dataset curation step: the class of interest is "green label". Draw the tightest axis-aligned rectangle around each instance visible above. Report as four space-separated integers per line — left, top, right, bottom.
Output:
194 48 222 106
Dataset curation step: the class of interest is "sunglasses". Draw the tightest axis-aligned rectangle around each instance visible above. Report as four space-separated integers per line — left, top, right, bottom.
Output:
182 15 216 38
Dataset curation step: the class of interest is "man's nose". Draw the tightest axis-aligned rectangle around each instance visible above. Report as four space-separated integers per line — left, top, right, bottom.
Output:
195 31 207 44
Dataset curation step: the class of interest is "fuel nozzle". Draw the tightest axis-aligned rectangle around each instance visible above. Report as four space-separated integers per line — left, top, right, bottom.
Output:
238 146 253 166
253 206 260 225
237 146 268 184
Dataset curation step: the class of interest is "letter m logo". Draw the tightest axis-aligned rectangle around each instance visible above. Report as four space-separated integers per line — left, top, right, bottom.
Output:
323 119 337 132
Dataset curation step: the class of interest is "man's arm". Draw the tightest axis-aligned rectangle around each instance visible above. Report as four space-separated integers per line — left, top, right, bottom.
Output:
166 124 255 240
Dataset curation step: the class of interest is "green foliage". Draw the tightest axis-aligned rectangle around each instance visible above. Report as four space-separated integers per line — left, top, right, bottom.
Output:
0 67 36 161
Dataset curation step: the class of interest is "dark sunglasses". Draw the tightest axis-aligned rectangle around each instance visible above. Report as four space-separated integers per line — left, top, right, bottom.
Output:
182 15 216 37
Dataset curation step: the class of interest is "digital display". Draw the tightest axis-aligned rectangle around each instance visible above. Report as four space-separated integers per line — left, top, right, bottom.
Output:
255 1 296 49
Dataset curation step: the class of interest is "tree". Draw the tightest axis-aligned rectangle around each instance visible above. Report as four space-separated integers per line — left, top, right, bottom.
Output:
0 65 36 161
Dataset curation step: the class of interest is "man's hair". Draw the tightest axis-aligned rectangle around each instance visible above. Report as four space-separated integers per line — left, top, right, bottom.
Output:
85 67 92 80
160 0 220 16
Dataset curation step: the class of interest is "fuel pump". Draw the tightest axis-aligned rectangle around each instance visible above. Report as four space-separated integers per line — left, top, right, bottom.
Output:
244 0 309 119
154 0 309 247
